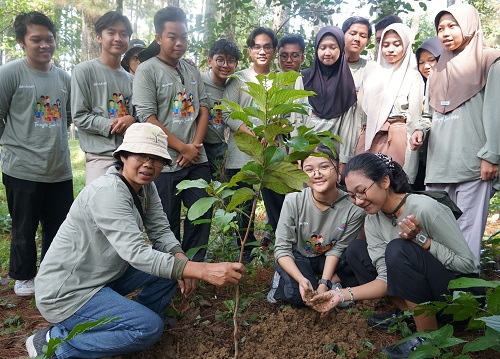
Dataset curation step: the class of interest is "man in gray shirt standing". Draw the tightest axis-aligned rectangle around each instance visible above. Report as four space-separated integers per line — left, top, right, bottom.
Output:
133 7 211 262
0 12 73 296
72 11 136 184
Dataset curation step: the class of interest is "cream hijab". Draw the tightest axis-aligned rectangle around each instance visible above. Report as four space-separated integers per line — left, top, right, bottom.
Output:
429 3 500 114
362 23 414 151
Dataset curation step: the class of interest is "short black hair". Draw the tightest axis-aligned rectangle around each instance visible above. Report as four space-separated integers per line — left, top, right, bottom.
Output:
278 34 305 53
374 15 403 32
246 27 278 48
14 11 56 42
154 7 187 35
95 11 132 37
208 39 240 61
342 16 372 38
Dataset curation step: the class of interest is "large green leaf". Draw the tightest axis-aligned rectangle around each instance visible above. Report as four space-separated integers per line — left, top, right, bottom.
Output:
221 98 244 113
213 209 237 229
185 245 208 260
408 345 441 359
187 197 218 220
267 103 310 118
243 82 268 110
177 179 210 193
286 136 310 152
264 146 285 165
448 278 500 289
258 123 293 143
476 315 500 332
487 286 500 314
228 169 262 187
226 187 256 211
262 162 309 193
285 151 313 164
463 327 500 352
229 111 252 127
243 106 265 123
234 131 264 162
269 88 315 107
262 175 297 194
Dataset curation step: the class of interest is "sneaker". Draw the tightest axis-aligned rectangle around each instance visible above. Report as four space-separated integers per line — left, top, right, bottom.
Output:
266 271 280 304
331 283 354 308
381 337 426 358
368 310 414 331
14 279 35 297
26 326 55 358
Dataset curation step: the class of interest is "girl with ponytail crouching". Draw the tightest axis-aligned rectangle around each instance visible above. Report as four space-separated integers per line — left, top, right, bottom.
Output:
307 152 479 358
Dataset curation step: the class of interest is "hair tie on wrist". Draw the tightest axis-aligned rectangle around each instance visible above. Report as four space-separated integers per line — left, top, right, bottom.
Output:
347 287 354 302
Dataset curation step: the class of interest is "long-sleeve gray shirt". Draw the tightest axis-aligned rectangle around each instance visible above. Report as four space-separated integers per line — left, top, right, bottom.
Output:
35 167 186 323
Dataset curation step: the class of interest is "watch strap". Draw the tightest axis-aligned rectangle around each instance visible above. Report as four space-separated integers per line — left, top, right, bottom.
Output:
318 278 333 290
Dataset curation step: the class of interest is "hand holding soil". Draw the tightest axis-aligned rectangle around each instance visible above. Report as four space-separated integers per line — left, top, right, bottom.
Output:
308 290 342 316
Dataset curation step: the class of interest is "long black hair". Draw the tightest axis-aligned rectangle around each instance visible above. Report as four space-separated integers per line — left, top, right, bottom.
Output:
344 152 411 193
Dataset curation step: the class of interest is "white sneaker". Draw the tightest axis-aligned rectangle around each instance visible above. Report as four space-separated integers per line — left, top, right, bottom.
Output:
14 279 35 297
267 271 280 304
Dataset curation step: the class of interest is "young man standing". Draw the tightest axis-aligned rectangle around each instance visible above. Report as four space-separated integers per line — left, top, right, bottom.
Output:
72 11 135 184
133 7 211 262
201 39 240 179
277 34 305 72
223 27 284 260
0 12 73 296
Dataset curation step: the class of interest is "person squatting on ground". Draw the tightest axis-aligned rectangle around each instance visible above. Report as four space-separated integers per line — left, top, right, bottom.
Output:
72 11 136 184
133 7 212 262
268 144 365 306
307 152 480 358
411 3 500 260
27 123 246 359
0 11 74 297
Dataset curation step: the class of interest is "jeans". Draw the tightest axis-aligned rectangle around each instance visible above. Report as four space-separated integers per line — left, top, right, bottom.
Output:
2 173 73 280
52 265 178 358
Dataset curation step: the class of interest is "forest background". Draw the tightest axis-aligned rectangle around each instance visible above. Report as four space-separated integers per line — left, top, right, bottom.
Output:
1 0 499 73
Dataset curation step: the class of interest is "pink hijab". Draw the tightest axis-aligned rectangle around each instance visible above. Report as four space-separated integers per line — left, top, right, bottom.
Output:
429 3 500 114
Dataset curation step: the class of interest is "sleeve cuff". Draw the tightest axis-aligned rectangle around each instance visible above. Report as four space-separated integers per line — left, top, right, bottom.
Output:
172 257 188 279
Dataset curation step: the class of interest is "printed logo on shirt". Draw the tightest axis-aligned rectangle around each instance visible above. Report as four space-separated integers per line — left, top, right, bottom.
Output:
94 82 107 86
19 84 35 89
338 220 346 231
433 109 460 124
209 101 224 126
33 95 62 126
108 92 131 119
190 76 196 85
171 91 196 123
304 233 337 255
60 85 68 93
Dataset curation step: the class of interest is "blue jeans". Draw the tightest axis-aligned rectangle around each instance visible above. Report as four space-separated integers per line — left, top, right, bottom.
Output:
51 265 177 358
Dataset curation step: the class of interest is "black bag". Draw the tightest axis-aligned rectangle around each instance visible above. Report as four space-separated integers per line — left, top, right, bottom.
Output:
412 190 462 220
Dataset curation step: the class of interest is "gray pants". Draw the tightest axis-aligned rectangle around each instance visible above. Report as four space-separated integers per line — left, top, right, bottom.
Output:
85 153 115 185
427 179 492 260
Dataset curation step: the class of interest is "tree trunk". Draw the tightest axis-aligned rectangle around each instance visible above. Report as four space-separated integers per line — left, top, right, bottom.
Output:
272 3 290 35
81 11 101 62
167 0 180 6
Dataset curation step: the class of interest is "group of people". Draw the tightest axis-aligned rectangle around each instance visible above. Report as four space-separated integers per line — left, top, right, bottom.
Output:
0 2 497 358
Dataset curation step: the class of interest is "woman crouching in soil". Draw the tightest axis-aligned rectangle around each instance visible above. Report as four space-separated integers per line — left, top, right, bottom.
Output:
308 152 479 358
268 144 365 306
27 123 246 359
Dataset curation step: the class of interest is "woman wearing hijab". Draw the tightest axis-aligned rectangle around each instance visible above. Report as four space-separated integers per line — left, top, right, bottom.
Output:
411 3 500 260
292 26 357 171
357 23 426 183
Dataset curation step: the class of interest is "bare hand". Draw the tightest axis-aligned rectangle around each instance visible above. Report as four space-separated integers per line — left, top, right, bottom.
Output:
110 115 136 134
298 279 315 303
398 215 421 240
203 262 247 286
178 278 198 297
308 290 342 317
178 143 202 167
409 130 424 151
480 159 499 181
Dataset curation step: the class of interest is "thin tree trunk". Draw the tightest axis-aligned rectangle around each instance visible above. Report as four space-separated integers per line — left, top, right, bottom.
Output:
81 11 101 62
272 3 290 36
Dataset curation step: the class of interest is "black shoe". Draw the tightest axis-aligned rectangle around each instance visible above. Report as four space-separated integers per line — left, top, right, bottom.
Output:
368 310 413 331
382 337 425 358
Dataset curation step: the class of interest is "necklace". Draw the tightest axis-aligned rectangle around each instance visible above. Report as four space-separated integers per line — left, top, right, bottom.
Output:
311 190 348 209
382 193 410 227
156 56 184 85
347 58 360 64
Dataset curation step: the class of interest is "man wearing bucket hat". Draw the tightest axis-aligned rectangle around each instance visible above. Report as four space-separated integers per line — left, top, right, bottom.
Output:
121 39 146 74
28 123 246 358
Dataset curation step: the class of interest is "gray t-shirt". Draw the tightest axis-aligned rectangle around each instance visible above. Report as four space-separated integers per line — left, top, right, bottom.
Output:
274 187 365 260
71 59 134 156
0 59 72 182
35 167 186 323
201 71 226 144
364 194 480 283
133 58 209 172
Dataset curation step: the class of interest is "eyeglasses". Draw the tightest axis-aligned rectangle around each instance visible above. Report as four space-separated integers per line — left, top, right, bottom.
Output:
348 181 375 201
303 164 335 177
131 153 168 168
215 58 237 67
279 52 302 61
251 44 274 53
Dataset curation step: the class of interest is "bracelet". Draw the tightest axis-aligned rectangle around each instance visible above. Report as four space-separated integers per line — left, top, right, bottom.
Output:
334 287 345 303
347 287 354 302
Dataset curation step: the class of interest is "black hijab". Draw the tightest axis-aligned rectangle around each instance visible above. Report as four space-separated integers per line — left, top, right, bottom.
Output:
415 37 443 84
302 26 357 119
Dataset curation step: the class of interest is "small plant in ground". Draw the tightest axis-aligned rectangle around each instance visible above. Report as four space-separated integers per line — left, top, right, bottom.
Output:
324 342 346 356
1 314 23 335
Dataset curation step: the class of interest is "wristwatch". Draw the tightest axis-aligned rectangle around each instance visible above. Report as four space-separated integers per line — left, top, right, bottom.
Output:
415 232 428 247
318 278 333 290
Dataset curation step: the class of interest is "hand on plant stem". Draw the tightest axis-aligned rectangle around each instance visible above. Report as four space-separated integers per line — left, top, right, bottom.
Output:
202 262 247 286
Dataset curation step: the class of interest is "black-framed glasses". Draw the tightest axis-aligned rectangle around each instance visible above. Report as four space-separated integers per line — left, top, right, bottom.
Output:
348 181 375 201
251 44 274 53
215 57 237 67
303 165 335 177
279 52 302 61
131 153 168 168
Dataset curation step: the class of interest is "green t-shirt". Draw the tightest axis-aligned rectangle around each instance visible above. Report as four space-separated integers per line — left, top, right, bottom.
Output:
0 59 72 182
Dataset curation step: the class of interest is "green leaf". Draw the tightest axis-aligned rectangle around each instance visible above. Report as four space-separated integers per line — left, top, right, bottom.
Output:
264 146 285 165
267 103 310 118
463 334 498 353
476 315 500 331
187 197 218 220
269 88 315 107
286 136 310 152
448 278 500 289
257 123 293 143
243 82 268 110
226 187 255 211
176 179 210 193
227 169 262 188
408 345 440 359
234 131 264 162
263 162 309 193
185 245 207 260
221 98 244 113
243 106 265 122
487 286 500 314
437 337 466 349
213 209 237 228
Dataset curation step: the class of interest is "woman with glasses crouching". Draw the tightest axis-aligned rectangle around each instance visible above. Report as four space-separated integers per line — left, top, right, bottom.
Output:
28 123 245 359
267 144 365 306
308 152 479 358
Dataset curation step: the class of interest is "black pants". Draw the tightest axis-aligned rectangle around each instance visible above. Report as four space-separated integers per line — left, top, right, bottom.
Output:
273 252 326 307
203 141 227 181
3 173 73 280
154 163 212 262
261 187 285 233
